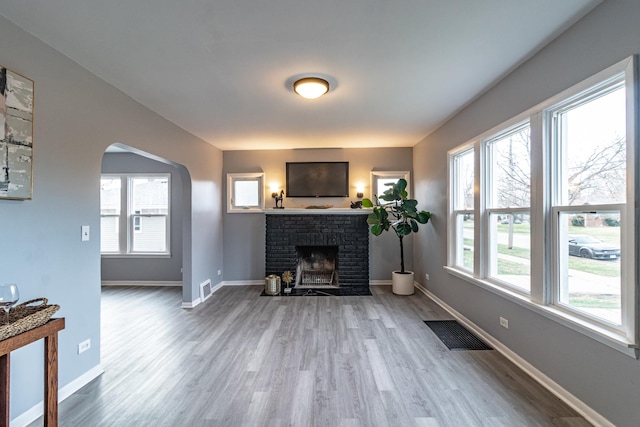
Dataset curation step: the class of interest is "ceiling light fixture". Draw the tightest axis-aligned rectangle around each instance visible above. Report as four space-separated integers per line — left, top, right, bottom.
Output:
293 77 330 99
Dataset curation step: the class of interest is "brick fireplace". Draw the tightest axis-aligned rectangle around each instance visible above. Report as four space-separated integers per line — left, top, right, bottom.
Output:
265 211 369 293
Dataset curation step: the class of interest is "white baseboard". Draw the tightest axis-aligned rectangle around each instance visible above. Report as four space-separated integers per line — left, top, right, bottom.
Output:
101 281 182 287
369 280 392 286
414 283 613 427
221 280 264 286
181 299 201 309
11 364 104 427
181 280 224 309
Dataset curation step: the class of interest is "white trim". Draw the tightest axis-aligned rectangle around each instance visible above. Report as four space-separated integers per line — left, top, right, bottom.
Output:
227 172 265 213
101 280 182 287
181 298 200 309
369 280 392 286
221 280 265 286
414 283 614 427
11 364 104 427
370 170 411 200
211 280 224 293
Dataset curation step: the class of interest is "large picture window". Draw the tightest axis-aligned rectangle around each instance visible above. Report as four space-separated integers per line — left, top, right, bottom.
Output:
446 57 637 348
100 174 170 256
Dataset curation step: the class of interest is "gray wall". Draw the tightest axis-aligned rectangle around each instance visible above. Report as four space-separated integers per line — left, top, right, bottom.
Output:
0 15 223 420
412 1 640 425
101 152 183 282
222 148 414 281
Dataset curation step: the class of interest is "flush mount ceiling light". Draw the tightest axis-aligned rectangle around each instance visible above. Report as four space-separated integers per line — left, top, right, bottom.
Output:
293 77 330 99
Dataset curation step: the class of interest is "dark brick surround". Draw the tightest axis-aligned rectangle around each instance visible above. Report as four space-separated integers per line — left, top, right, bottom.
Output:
265 213 369 289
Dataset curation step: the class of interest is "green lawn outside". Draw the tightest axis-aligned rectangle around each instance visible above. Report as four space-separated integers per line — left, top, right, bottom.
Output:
460 220 621 311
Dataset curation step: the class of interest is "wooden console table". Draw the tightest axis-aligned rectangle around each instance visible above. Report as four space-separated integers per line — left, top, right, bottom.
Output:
0 318 65 427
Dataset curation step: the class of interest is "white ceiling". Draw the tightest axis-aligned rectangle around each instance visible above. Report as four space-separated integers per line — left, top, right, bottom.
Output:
0 0 600 151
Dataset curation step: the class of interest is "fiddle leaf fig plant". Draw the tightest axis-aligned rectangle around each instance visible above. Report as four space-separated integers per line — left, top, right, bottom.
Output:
362 178 431 273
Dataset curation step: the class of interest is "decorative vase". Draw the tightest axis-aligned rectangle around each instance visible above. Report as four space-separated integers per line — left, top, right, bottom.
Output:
392 271 415 295
264 275 281 295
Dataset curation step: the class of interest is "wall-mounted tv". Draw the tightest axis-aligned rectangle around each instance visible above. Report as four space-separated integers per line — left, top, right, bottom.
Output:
286 162 349 197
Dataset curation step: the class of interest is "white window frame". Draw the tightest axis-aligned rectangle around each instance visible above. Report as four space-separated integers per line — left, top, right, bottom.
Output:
483 121 532 294
370 171 411 204
100 173 171 257
445 56 638 356
227 172 264 213
547 67 634 339
448 144 475 273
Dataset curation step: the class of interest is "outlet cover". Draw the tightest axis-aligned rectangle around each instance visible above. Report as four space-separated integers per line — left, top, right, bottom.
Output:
78 339 91 354
500 317 509 329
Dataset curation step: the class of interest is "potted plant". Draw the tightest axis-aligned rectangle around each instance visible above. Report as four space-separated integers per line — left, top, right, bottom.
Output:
362 179 431 295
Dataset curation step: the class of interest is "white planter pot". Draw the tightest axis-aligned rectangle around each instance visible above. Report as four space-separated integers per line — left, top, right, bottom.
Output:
392 271 415 295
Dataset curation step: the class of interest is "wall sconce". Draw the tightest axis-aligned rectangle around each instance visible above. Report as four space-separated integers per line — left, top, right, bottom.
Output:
272 189 284 209
356 184 365 199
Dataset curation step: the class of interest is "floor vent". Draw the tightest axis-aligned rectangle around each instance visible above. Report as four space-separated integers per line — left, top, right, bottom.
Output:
200 279 213 302
424 320 492 351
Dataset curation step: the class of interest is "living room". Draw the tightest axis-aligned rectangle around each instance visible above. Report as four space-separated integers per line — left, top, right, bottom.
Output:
2 0 640 426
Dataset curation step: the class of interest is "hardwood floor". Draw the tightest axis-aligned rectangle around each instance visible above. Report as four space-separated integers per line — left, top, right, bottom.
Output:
29 285 590 426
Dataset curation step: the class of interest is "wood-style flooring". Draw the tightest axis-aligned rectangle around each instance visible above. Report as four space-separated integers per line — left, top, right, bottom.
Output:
28 285 590 426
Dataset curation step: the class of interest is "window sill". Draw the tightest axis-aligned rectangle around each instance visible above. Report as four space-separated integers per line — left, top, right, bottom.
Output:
227 208 265 214
444 266 639 358
101 253 171 259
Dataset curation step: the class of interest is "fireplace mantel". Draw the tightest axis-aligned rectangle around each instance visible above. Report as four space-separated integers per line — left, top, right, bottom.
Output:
265 208 370 215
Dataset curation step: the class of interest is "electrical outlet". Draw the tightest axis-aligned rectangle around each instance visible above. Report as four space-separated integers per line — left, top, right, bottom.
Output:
217 269 222 276
499 317 509 329
425 273 430 280
78 339 91 354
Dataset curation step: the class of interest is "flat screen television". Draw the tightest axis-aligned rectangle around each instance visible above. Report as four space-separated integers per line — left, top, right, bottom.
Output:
286 162 349 197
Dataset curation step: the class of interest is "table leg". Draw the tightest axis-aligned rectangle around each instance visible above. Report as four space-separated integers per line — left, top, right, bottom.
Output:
0 353 9 427
44 333 59 427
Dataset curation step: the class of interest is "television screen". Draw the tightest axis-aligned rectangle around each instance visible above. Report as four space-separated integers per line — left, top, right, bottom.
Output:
286 162 349 197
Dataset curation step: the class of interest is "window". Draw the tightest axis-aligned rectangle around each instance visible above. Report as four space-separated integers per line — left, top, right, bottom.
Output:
370 171 411 204
227 173 264 213
100 177 121 253
485 123 531 293
449 148 474 272
446 57 637 348
100 174 170 256
549 77 627 326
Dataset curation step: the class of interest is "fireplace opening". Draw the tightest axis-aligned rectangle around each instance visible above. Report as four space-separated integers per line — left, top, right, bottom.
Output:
295 246 338 288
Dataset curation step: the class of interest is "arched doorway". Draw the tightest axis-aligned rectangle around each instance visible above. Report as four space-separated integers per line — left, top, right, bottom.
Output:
100 143 192 303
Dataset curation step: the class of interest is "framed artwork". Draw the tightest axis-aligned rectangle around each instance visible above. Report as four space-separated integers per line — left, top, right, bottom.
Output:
0 65 34 200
